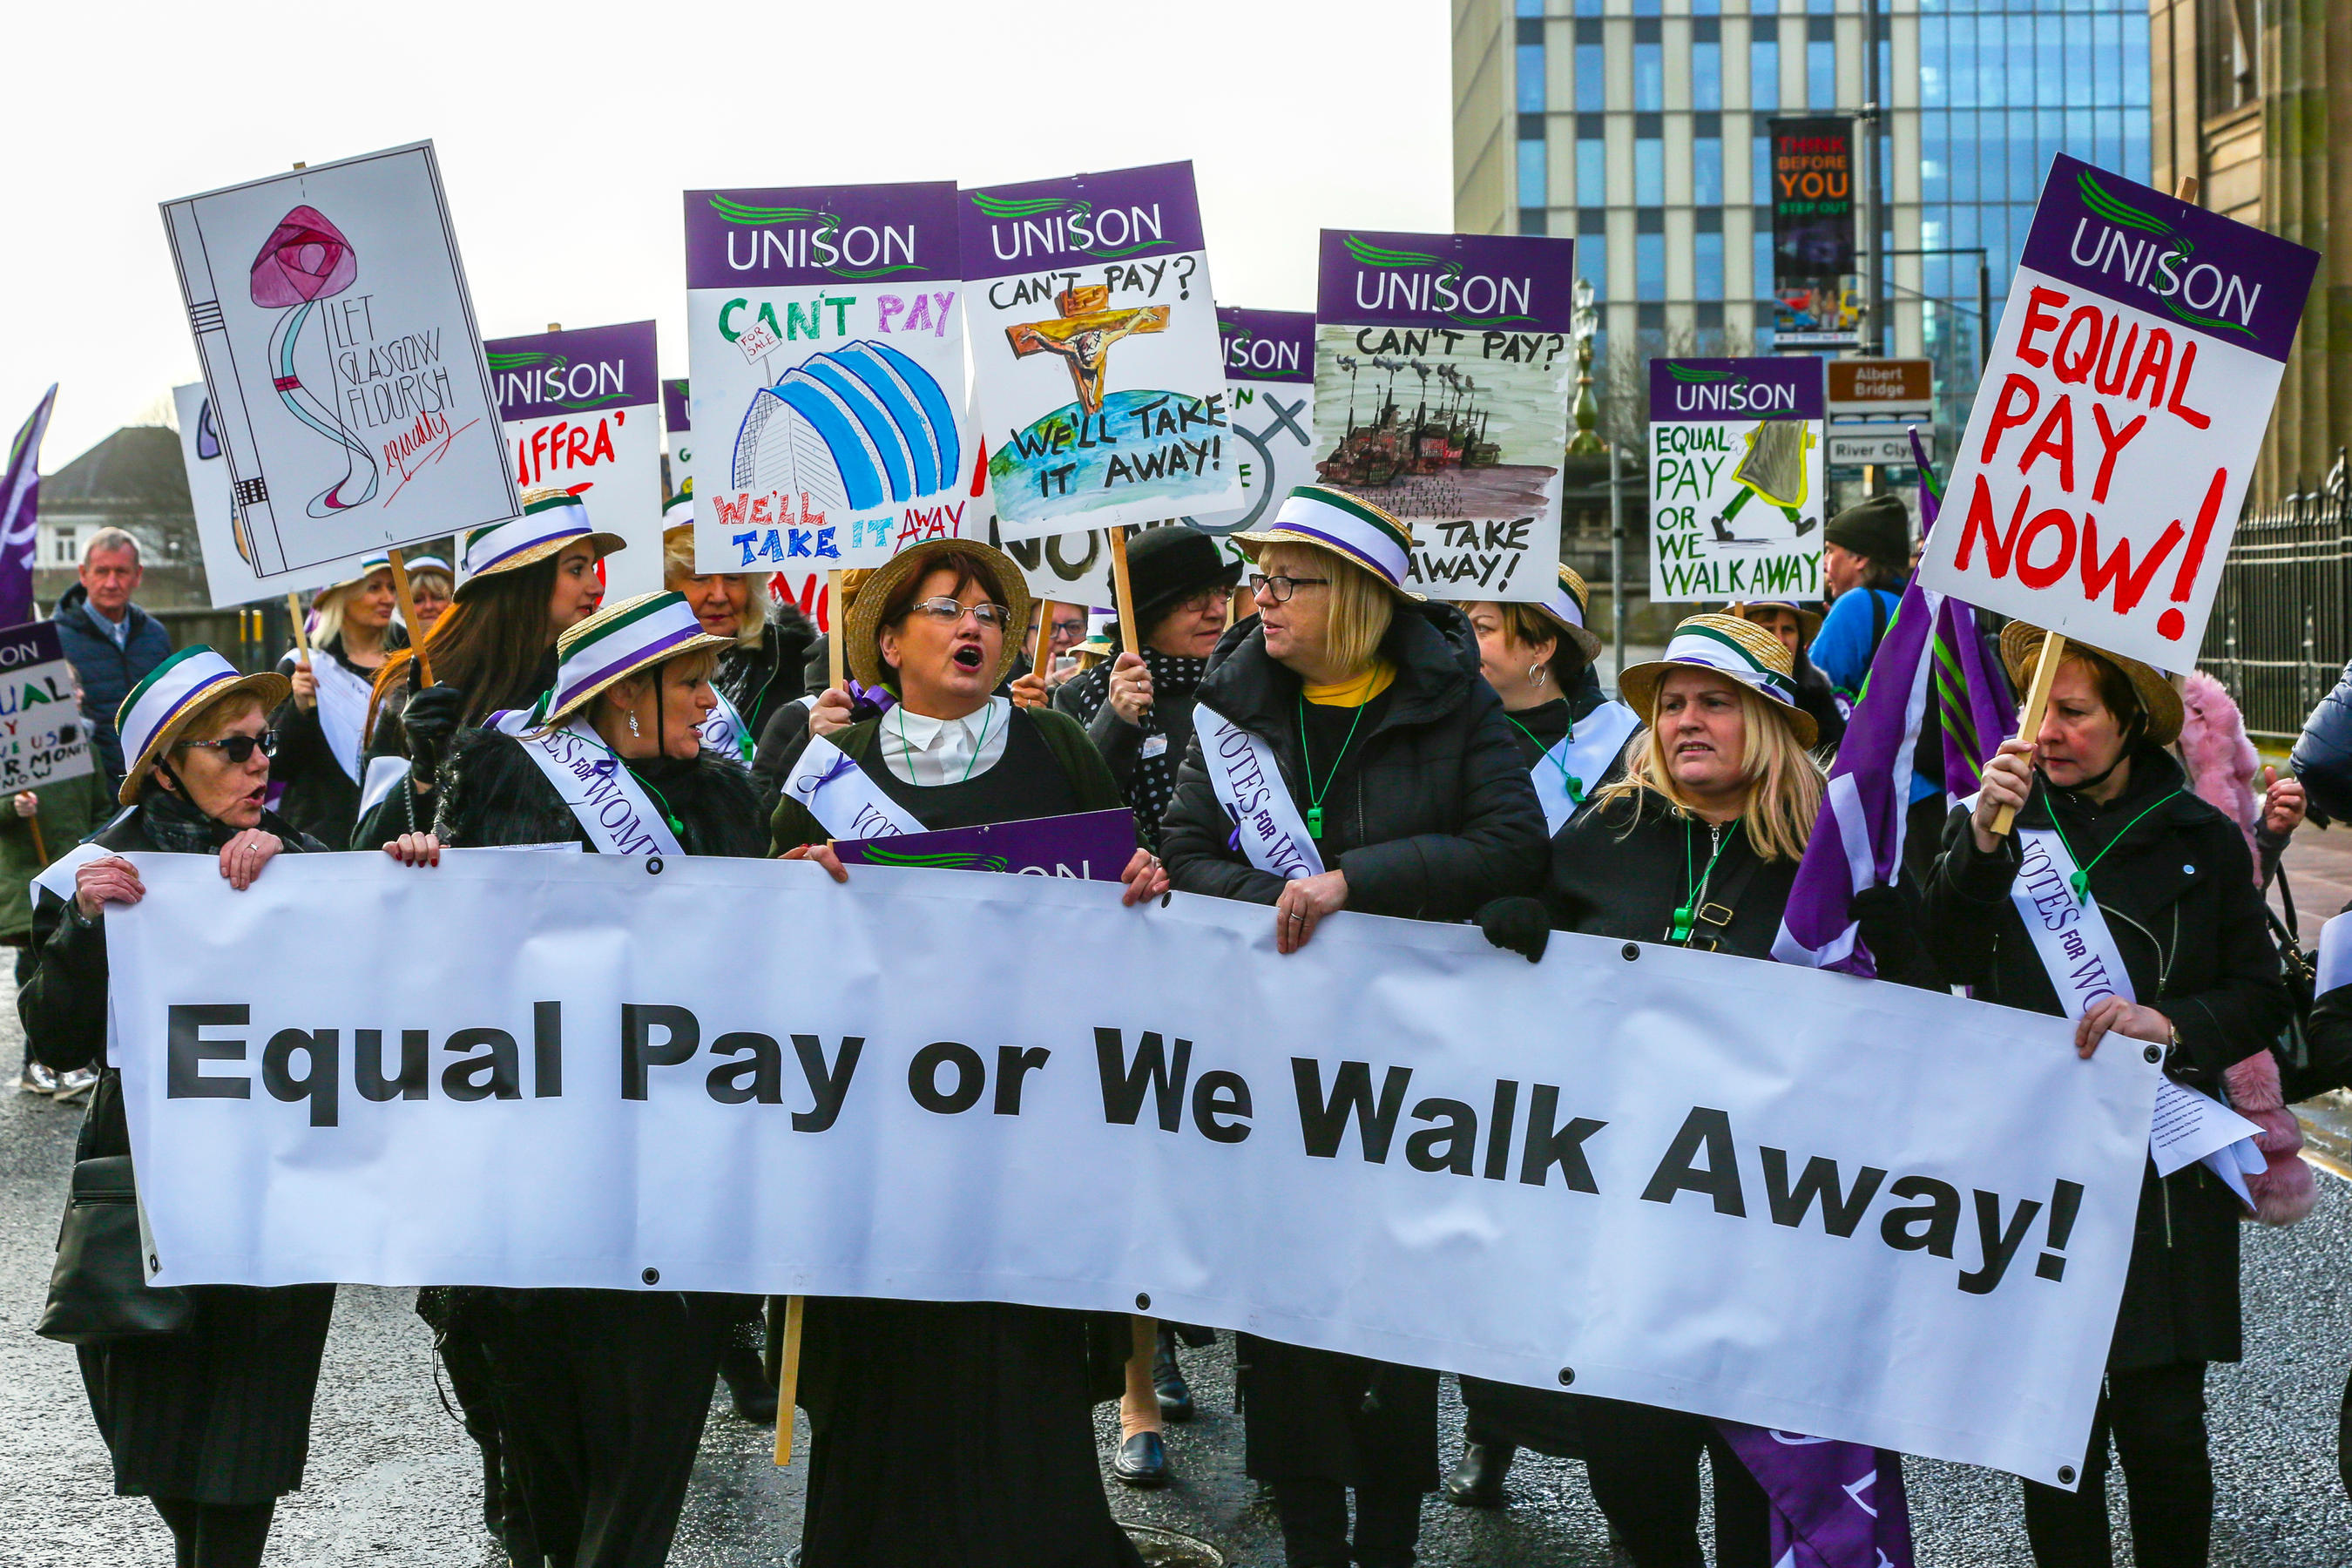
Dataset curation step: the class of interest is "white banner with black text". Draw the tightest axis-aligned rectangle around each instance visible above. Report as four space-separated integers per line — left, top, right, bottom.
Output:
102 852 2159 1485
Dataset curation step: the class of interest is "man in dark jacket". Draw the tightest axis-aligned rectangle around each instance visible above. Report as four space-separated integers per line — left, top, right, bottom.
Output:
52 527 172 784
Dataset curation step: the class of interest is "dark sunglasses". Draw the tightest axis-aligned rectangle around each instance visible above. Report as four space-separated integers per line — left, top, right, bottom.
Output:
175 729 279 764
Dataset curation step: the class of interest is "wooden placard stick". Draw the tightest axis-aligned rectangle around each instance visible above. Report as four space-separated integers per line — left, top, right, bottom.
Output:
1032 598 1058 688
772 1294 805 1465
827 571 848 691
286 591 313 666
1107 526 1141 657
385 549 434 686
27 811 46 866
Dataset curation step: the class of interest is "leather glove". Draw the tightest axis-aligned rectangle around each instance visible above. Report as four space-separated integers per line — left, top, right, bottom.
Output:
1476 896 1551 964
1849 882 1916 980
401 682 468 778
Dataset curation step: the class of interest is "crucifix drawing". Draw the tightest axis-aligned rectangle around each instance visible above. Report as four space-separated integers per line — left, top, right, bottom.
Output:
1004 285 1170 415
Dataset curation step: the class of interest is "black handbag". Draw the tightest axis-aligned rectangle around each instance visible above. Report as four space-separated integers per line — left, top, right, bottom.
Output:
37 1155 193 1346
2266 867 2352 1101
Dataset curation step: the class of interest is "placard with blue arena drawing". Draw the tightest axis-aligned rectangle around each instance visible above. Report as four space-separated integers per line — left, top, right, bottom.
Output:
962 162 1243 537
684 182 980 574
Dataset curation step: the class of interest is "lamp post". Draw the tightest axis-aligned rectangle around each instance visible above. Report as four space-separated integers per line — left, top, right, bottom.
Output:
1566 276 1604 457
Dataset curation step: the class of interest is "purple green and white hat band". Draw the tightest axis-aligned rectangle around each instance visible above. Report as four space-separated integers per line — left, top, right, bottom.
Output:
1533 564 1605 660
538 591 732 726
1236 485 1418 593
1653 619 1799 706
113 646 292 806
458 491 627 592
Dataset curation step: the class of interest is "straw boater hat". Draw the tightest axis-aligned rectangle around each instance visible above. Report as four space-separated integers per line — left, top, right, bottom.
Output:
401 553 452 578
1233 485 1423 601
1998 620 2183 748
533 591 734 727
113 646 293 807
1531 564 1605 664
1617 612 1819 748
1729 598 1824 643
456 490 628 600
316 554 394 602
842 537 1033 692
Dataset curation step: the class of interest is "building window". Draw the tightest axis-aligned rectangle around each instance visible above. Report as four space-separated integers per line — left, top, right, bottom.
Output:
1634 30 1663 112
1693 27 1722 112
1515 0 1541 14
1808 30 1835 109
1576 32 1605 111
1696 229 1725 302
1751 33 1780 112
1635 129 1664 206
1579 212 1609 301
1753 132 1771 205
1637 217 1665 303
1578 132 1607 206
1517 41 1545 114
1518 136 1548 211
1520 209 1549 236
1755 227 1776 302
55 529 75 565
1693 136 1722 206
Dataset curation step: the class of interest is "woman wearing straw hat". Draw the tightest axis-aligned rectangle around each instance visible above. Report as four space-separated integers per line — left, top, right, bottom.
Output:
1450 564 1640 846
1158 485 1546 1568
20 648 330 1568
270 556 408 849
1922 625 2285 1568
381 591 763 1568
1731 597 1844 751
1470 611 1833 1563
399 553 455 638
354 490 625 848
768 537 1167 1568
662 522 815 767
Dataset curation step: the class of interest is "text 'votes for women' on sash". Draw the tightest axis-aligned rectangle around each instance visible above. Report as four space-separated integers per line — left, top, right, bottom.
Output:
104 853 2161 1489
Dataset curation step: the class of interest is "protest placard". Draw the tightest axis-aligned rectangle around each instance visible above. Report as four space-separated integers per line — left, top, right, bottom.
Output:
662 378 692 498
486 321 664 597
160 142 517 582
1313 231 1577 602
684 182 977 577
963 163 1241 537
169 382 332 608
1916 155 2319 669
835 808 1134 881
1190 307 1316 550
1647 356 1827 603
0 621 95 790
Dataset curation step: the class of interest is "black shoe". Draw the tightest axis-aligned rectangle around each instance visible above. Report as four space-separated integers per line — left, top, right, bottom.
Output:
1152 1327 1195 1422
1794 515 1819 535
1443 1442 1515 1508
719 1341 779 1423
480 1449 502 1536
1114 1430 1170 1488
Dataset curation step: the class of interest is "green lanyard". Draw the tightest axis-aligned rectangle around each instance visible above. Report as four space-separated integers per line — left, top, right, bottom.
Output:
2044 787 2181 905
1671 816 1736 943
896 700 996 785
1506 713 1584 804
579 731 686 835
1296 693 1369 841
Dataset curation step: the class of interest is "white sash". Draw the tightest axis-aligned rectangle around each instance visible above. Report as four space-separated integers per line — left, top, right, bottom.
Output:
781 735 924 841
700 689 754 764
1532 700 1641 835
309 656 374 784
2006 810 2262 1197
509 718 684 858
1193 702 1325 882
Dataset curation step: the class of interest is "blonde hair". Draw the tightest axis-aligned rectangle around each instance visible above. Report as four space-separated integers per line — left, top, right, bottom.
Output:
310 567 394 649
1596 678 1824 862
661 529 768 648
1258 542 1394 676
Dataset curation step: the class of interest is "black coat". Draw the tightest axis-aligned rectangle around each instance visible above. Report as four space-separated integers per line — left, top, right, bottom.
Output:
1160 602 1548 916
1052 643 1211 848
269 632 402 851
1548 788 1801 958
436 727 769 859
20 791 335 1505
349 647 560 848
2291 656 2352 824
52 584 174 782
1921 745 2288 1369
717 613 816 746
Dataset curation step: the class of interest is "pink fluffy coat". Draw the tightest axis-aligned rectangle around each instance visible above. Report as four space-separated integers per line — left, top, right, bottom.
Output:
2175 672 2316 1225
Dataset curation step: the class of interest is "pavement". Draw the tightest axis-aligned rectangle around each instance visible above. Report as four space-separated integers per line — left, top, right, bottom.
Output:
6 828 2352 1565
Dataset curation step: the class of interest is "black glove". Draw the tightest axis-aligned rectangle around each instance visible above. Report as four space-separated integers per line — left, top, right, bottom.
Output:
401 682 468 778
1849 882 1916 979
1477 896 1551 964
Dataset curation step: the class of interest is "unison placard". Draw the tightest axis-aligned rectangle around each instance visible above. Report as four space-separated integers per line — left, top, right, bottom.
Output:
1648 356 1826 602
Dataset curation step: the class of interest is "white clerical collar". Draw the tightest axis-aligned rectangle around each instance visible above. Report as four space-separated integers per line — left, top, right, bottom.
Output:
888 697 1004 750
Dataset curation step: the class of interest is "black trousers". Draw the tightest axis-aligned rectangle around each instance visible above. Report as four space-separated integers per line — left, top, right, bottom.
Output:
2023 1362 2212 1568
1578 1397 1769 1568
1271 1477 1422 1568
150 1498 274 1568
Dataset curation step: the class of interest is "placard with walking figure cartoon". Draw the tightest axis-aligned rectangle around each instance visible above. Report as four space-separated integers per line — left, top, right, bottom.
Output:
1646 356 1827 603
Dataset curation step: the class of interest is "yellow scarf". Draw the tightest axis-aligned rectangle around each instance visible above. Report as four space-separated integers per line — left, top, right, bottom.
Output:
1302 661 1396 707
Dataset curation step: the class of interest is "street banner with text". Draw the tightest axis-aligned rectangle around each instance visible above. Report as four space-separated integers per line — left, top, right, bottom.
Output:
1915 155 2318 669
108 853 2154 1488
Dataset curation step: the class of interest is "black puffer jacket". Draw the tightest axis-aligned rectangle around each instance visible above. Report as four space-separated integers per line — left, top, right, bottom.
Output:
1160 602 1546 916
1921 743 2287 1369
1546 788 1797 957
2291 656 2352 824
716 612 817 746
436 727 769 859
270 630 405 851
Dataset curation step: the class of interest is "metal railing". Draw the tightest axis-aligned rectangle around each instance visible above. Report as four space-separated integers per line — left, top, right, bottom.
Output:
2201 449 2351 740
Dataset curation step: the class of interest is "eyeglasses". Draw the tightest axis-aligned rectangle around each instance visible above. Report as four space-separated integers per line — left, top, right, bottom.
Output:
905 597 1015 631
1249 573 1330 605
1172 587 1227 614
175 729 279 764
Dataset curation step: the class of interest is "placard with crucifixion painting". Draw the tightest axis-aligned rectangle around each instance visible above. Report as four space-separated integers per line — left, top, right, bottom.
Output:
1313 230 1577 604
961 162 1244 538
683 181 983 575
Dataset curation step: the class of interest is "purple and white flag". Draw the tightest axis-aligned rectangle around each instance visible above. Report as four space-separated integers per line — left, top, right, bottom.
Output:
0 384 58 630
1771 429 2014 977
1718 1423 1916 1568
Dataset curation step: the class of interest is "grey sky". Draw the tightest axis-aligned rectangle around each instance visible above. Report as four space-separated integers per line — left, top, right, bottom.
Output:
3 0 1450 472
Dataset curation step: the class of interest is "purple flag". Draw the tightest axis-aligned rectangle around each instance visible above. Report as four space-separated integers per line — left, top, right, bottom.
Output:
1717 1422 1916 1568
0 385 57 631
1770 427 2013 976
833 808 1137 882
